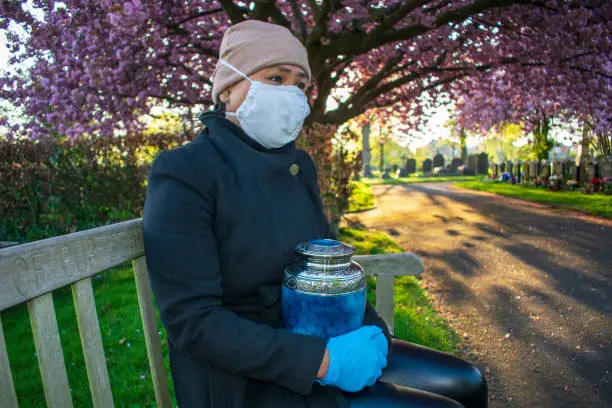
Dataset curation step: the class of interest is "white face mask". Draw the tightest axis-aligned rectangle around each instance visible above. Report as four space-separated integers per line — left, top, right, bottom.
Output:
220 59 310 149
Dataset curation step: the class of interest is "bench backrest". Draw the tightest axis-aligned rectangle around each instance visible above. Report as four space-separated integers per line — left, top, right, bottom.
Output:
0 219 423 408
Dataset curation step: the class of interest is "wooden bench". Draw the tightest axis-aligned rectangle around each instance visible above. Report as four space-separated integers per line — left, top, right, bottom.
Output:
0 219 424 408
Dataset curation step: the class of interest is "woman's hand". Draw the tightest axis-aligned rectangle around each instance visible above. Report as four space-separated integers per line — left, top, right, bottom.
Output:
317 348 331 379
316 326 388 392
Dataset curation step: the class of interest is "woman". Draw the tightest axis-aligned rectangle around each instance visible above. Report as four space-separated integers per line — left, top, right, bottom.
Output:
143 20 487 408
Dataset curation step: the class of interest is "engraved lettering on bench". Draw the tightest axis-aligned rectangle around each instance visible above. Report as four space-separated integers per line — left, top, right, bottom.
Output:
13 257 29 296
86 237 97 271
61 244 75 278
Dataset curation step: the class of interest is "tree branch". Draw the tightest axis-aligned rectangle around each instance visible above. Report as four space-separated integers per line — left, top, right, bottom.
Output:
252 0 291 28
168 8 224 28
288 0 308 41
321 0 517 59
218 0 247 23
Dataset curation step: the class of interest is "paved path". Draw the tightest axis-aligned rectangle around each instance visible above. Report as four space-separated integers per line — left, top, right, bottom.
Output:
345 182 612 408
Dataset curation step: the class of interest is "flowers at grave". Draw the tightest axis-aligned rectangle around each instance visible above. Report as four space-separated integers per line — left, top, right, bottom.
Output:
548 175 562 191
566 180 580 191
603 177 612 195
534 177 545 187
590 177 604 193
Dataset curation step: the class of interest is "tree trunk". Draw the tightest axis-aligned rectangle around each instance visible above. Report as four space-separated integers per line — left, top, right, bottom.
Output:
298 122 360 232
460 129 468 160
532 118 553 161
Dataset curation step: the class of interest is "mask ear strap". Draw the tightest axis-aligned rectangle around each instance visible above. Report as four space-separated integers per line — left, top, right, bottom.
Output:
219 59 252 82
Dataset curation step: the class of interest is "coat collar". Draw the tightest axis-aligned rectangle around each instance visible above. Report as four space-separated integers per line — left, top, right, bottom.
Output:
198 111 297 154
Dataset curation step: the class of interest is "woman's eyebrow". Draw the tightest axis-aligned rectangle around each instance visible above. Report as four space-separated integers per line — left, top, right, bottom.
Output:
276 66 308 79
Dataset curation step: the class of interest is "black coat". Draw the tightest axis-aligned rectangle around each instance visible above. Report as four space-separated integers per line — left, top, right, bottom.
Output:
143 113 391 408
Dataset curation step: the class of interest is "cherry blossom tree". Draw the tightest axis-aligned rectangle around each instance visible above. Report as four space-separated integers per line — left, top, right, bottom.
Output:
451 1 611 158
1 0 608 140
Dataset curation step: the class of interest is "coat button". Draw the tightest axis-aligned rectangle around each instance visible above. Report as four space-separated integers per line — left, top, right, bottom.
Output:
290 163 300 175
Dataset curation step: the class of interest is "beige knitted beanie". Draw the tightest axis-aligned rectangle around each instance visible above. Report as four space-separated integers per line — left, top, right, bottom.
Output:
211 20 311 103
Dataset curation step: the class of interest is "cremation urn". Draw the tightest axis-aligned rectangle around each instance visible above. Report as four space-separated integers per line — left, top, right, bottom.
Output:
282 239 367 339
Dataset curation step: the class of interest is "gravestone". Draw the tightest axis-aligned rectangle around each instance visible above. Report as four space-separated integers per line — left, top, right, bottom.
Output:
433 153 445 168
507 161 514 177
458 165 476 175
451 158 463 172
529 160 540 179
477 153 489 175
406 159 417 174
468 154 478 172
540 160 551 178
423 159 433 173
554 161 562 177
601 157 612 178
585 160 596 181
561 161 568 181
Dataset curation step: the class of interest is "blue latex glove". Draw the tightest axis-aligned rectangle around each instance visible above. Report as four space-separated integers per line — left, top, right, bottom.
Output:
317 325 389 392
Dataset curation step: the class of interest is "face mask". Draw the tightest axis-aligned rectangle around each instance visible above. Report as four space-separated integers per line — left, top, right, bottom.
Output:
220 59 310 149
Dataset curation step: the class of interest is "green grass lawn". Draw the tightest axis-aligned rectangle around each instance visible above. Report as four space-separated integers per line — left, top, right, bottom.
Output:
362 174 483 185
1 266 173 407
347 181 377 213
457 181 612 219
2 230 458 407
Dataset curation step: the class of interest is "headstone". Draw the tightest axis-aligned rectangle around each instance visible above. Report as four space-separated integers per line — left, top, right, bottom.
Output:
451 158 463 172
406 159 417 174
468 154 478 172
554 161 562 177
540 160 551 178
585 160 596 181
507 161 514 177
458 165 476 175
433 153 445 168
531 161 539 179
399 167 409 177
423 159 433 173
477 153 489 175
568 161 578 181
601 157 612 178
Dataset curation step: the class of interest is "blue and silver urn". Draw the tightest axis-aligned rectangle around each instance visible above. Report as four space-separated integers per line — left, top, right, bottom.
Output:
282 239 367 339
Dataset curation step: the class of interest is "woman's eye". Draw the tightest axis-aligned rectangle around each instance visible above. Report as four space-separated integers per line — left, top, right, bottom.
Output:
268 76 283 84
296 82 306 90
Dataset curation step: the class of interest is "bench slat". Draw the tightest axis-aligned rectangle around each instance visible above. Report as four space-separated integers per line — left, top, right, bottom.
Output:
0 219 144 312
375 275 396 334
28 293 74 408
354 253 424 277
355 253 424 334
72 278 115 408
132 257 172 408
0 314 19 408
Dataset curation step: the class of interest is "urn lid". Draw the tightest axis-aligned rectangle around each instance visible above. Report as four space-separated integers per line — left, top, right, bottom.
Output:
295 239 355 266
285 239 365 295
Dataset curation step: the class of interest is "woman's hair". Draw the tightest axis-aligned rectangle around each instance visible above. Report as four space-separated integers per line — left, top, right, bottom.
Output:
213 101 226 113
